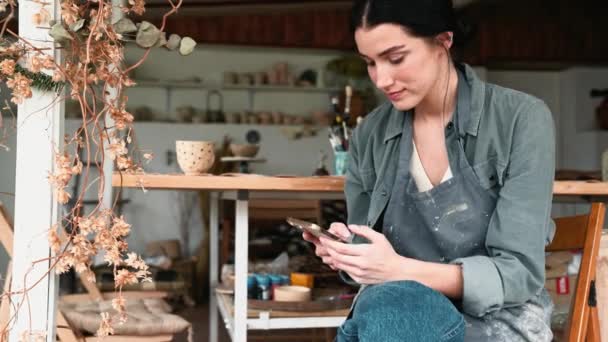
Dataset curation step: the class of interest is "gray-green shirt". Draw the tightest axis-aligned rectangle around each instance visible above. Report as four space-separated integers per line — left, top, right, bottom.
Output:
344 64 556 318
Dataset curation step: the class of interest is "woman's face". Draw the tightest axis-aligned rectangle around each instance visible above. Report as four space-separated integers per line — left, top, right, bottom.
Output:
355 23 445 111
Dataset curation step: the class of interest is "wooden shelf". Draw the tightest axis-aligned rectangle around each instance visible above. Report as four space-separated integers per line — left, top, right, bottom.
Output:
132 80 340 93
217 292 350 319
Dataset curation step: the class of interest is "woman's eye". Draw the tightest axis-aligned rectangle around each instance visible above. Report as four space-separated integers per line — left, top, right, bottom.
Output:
365 61 375 67
389 57 404 65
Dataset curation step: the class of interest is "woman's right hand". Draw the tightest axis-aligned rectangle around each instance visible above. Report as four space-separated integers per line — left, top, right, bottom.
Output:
302 222 352 270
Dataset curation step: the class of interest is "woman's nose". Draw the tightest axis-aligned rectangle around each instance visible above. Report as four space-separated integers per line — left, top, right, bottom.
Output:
375 66 395 90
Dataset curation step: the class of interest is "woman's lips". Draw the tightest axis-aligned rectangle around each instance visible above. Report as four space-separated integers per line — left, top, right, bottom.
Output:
387 89 405 101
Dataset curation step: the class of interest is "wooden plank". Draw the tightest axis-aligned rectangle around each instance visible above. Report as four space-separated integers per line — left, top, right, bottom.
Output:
553 181 608 196
588 306 601 342
0 263 11 329
598 233 608 342
56 311 82 342
0 204 13 257
112 173 345 192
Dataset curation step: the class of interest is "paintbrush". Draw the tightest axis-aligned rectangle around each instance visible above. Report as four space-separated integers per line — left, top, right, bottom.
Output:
342 85 353 144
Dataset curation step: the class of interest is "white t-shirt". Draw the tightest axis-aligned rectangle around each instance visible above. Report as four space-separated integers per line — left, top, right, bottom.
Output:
410 141 453 192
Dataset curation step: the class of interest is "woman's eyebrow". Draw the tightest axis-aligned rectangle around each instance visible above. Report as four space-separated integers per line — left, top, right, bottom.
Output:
359 45 407 59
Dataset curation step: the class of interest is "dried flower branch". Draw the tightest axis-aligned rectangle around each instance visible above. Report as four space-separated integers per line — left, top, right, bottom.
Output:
0 0 197 337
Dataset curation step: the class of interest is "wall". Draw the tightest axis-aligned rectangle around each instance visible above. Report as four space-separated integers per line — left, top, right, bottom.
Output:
123 44 347 118
114 45 351 256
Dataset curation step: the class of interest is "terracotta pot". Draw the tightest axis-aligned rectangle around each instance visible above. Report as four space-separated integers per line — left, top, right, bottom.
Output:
176 140 215 175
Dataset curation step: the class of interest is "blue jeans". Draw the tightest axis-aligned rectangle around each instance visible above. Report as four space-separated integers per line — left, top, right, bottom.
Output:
337 281 465 342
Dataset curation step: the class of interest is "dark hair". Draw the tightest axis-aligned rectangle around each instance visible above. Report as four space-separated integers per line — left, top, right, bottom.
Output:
351 0 467 46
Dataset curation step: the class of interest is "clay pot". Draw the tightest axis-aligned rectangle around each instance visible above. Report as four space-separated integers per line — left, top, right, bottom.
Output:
229 143 259 157
175 140 215 175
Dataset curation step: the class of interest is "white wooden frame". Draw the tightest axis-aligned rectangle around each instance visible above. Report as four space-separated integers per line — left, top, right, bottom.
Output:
10 0 63 339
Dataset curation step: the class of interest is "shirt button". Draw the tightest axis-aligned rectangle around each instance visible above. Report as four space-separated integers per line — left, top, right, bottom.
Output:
381 190 387 196
446 122 454 130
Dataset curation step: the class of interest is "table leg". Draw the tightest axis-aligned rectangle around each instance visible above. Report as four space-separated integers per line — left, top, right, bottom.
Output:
234 190 249 342
209 191 219 342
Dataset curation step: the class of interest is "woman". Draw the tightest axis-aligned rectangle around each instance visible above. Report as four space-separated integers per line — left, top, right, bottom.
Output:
302 1 556 341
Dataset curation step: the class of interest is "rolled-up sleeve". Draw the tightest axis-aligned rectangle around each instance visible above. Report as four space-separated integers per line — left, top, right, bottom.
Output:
452 99 556 317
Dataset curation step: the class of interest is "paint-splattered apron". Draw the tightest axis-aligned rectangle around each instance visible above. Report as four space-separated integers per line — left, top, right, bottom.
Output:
381 99 553 341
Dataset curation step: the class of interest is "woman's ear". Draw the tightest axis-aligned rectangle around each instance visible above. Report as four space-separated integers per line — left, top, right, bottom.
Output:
435 32 454 50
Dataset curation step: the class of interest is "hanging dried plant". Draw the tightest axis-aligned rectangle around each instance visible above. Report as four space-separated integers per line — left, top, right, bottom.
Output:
0 0 197 337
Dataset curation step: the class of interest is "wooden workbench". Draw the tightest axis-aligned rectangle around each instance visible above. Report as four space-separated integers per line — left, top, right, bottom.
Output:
112 173 608 341
112 173 608 195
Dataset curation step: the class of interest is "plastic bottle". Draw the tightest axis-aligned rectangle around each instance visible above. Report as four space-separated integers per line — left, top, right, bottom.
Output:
255 274 271 301
247 274 258 299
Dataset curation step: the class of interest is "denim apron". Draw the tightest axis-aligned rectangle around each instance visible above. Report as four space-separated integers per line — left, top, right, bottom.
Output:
380 72 553 341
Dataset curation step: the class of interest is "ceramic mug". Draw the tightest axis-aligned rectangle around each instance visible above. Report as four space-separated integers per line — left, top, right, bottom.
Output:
175 140 215 175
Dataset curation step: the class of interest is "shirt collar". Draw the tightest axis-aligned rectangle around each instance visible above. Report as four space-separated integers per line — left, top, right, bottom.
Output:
382 63 485 143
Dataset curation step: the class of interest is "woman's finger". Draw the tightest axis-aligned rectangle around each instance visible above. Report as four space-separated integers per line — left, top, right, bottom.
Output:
326 248 363 269
321 236 363 256
302 231 319 243
328 222 352 240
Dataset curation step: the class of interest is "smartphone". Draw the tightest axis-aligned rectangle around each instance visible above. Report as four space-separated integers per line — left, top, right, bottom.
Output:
286 217 347 242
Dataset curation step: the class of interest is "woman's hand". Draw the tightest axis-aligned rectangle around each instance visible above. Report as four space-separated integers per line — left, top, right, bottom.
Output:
302 222 352 270
320 225 405 284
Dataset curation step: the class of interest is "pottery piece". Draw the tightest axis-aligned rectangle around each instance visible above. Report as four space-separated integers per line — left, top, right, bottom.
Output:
206 90 225 123
237 73 254 86
225 111 242 124
258 111 272 125
246 113 259 125
273 285 311 302
223 71 237 85
283 115 295 125
292 116 305 125
229 143 259 157
254 72 267 85
175 140 215 175
312 110 331 126
175 106 196 123
271 111 284 125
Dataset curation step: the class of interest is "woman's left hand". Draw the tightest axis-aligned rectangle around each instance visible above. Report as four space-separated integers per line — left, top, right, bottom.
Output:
319 225 405 284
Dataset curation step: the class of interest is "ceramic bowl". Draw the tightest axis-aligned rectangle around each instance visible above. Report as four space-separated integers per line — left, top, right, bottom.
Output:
176 140 215 175
273 285 311 302
230 143 259 157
